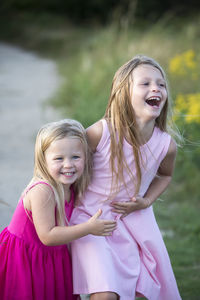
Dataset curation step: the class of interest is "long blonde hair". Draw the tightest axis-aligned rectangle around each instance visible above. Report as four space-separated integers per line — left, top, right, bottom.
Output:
30 119 92 226
104 55 176 196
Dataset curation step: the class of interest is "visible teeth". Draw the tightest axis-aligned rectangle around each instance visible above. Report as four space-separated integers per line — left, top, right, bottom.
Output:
146 97 160 107
147 97 160 101
64 172 74 175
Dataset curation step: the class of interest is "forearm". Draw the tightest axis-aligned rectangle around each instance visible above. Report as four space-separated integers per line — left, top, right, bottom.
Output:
40 222 91 246
144 174 172 206
110 174 172 215
144 138 177 207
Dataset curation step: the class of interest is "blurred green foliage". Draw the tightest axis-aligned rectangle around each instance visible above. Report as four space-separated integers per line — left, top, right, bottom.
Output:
1 0 200 24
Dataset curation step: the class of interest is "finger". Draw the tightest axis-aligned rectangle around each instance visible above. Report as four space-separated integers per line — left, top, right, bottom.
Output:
112 202 134 209
111 206 126 211
104 228 116 233
103 228 116 234
111 208 126 214
131 197 137 202
105 222 117 226
104 223 117 228
103 231 114 235
105 225 117 230
92 209 102 219
120 213 128 219
102 220 117 225
111 202 128 208
102 232 113 236
110 206 128 212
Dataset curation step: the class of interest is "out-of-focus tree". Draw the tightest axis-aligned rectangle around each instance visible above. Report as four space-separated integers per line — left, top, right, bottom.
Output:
1 0 200 24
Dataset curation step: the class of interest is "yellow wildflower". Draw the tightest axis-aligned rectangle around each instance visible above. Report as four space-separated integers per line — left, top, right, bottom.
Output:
174 93 200 124
169 50 197 77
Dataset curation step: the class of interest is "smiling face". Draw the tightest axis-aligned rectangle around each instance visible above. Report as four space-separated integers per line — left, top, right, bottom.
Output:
130 64 167 123
45 136 85 189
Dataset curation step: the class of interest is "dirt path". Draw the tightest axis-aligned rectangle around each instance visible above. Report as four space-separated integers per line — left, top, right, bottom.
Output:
0 43 61 230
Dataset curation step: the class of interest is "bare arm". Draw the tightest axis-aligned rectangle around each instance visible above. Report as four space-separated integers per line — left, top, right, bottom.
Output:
28 184 116 246
143 137 177 205
111 138 177 218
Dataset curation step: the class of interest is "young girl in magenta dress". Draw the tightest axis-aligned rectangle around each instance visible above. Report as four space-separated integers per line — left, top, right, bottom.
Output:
0 119 116 300
70 55 182 299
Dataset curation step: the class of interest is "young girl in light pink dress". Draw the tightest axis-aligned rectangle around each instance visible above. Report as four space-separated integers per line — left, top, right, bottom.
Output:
70 55 182 299
0 119 116 300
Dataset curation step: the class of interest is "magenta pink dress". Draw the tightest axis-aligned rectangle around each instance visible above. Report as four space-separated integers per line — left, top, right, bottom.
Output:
0 181 78 300
70 119 181 300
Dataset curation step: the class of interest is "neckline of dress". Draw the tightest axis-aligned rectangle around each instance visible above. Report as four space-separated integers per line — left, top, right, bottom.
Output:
124 126 157 148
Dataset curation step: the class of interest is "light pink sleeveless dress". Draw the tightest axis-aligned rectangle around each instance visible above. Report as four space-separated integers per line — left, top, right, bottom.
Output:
70 119 181 300
0 181 78 300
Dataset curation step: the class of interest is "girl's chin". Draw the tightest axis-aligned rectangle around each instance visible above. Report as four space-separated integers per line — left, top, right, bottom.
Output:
143 113 161 122
58 175 77 185
147 109 162 119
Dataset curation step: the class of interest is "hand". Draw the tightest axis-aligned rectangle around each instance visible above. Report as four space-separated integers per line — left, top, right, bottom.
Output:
110 196 150 219
87 209 117 236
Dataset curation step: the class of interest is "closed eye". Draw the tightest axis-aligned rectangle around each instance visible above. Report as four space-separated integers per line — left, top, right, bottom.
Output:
159 83 166 87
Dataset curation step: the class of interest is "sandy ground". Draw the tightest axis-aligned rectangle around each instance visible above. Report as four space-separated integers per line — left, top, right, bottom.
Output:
0 42 89 299
0 42 61 231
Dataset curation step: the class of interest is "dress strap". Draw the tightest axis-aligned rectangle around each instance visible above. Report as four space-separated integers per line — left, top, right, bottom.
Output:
96 119 110 152
26 181 55 194
22 181 55 223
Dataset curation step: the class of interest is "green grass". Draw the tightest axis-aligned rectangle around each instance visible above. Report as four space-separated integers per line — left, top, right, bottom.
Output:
1 12 200 299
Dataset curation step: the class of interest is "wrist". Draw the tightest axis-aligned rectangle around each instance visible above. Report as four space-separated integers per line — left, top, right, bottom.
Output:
144 197 151 208
85 219 93 235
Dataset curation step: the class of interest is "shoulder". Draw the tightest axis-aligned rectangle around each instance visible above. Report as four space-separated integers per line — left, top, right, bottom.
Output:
155 127 176 157
86 120 103 152
26 182 55 211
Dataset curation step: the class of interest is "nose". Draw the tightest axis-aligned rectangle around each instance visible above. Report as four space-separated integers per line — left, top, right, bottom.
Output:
151 83 160 92
64 159 73 168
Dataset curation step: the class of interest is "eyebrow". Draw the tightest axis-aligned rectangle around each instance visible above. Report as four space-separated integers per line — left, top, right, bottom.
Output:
139 76 164 80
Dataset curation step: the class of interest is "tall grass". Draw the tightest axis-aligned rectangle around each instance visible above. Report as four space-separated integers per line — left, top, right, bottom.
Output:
51 19 200 299
53 19 200 299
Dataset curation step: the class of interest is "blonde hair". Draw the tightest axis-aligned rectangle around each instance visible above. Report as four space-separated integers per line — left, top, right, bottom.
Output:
104 54 179 197
30 119 92 226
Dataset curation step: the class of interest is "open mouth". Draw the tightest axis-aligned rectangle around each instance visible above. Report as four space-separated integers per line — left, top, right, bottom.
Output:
145 97 161 107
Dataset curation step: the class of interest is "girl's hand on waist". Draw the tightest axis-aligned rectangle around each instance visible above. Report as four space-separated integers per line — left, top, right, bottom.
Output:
87 209 117 236
110 196 150 219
